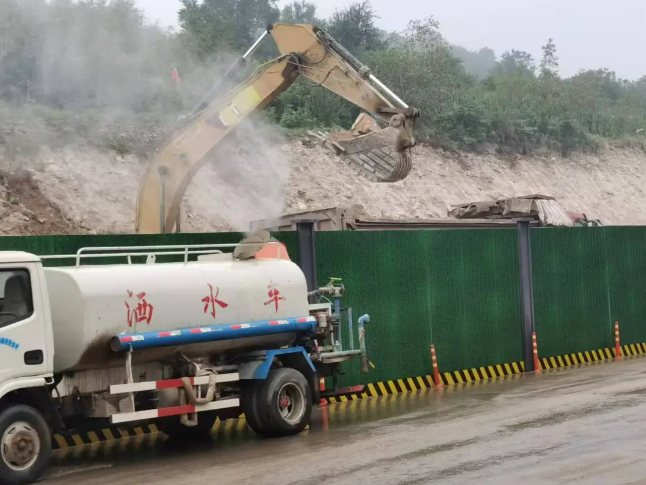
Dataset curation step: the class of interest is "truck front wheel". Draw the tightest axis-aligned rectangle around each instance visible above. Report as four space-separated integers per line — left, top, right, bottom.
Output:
0 405 51 485
255 368 312 437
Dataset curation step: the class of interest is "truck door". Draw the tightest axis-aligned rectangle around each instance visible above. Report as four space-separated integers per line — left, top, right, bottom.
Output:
0 264 51 384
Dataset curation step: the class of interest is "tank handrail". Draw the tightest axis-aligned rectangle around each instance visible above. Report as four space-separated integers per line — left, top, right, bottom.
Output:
40 249 225 266
74 242 281 265
76 243 252 255
38 241 283 266
75 243 229 265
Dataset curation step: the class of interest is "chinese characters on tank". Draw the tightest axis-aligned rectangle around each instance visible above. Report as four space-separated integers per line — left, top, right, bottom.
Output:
125 290 154 327
202 284 229 319
264 283 286 312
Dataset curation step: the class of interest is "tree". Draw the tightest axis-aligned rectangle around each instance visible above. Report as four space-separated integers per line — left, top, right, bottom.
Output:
0 0 48 102
497 50 536 74
401 17 444 50
178 0 280 60
451 46 496 78
326 1 385 54
540 38 559 78
280 1 320 25
570 68 625 100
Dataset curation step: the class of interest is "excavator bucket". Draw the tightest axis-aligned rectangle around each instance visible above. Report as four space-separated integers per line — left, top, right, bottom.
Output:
309 112 417 182
269 23 419 183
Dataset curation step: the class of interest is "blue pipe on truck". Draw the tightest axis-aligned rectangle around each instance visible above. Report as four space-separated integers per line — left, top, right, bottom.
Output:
110 316 317 352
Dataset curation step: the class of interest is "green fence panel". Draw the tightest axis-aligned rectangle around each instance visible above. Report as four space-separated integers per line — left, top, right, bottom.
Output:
603 227 646 346
532 228 610 357
315 231 433 388
426 229 522 374
315 229 522 386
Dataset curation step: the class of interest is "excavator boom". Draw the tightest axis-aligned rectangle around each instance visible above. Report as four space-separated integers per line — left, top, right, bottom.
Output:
136 23 419 234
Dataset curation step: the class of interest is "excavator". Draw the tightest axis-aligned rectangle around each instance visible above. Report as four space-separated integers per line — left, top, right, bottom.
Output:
135 23 420 234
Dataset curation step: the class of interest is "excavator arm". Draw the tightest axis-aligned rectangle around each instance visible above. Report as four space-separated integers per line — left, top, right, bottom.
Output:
136 23 419 234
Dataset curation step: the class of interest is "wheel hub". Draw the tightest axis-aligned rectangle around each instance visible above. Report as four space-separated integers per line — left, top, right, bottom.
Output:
277 383 305 425
2 422 40 471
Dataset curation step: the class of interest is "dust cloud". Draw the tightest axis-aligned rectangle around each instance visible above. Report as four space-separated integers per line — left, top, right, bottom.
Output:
0 0 292 233
184 117 292 231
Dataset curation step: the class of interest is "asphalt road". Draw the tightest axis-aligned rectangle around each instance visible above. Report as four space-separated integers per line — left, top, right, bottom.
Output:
45 358 646 485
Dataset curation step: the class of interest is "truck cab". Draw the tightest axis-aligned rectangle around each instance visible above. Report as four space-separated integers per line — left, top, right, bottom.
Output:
0 252 56 485
0 252 54 393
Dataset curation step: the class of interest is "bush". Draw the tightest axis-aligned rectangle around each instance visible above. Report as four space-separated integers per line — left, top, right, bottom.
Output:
1 0 645 156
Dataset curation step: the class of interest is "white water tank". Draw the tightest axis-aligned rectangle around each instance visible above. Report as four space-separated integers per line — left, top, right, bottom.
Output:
44 258 309 373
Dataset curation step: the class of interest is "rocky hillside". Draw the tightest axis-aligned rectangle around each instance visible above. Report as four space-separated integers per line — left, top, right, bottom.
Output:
1 112 646 236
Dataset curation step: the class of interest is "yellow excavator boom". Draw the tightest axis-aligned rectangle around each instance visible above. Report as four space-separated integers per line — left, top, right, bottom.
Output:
136 23 419 234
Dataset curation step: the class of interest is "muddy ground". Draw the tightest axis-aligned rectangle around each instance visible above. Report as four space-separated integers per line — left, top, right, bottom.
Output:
45 357 646 485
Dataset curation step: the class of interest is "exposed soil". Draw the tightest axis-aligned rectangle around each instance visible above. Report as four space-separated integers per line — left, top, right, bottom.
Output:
0 170 89 236
2 111 646 236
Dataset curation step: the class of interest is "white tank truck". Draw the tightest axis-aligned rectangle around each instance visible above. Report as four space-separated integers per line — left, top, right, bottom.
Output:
0 231 371 485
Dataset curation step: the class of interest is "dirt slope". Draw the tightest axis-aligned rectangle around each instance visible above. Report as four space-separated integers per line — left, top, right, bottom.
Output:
0 170 88 236
286 142 646 224
1 125 645 235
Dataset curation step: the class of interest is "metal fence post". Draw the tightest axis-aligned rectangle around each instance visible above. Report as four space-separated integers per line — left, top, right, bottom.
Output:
516 218 536 372
295 220 318 300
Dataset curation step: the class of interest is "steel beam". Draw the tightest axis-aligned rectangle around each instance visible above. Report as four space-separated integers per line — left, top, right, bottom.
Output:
295 220 318 299
516 218 536 372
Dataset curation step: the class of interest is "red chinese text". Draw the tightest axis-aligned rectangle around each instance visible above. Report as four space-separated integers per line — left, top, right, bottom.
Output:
264 285 286 312
203 284 228 319
125 290 154 327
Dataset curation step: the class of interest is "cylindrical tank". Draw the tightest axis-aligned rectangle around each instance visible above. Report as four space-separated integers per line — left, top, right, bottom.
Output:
44 258 309 373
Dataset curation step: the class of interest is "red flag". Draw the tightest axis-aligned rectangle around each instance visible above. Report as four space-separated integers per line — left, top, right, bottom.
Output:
171 67 181 85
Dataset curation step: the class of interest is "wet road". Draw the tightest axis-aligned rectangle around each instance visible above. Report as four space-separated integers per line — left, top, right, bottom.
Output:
45 358 646 485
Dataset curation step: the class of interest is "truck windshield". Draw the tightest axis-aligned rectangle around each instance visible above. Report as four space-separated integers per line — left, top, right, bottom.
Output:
0 269 33 327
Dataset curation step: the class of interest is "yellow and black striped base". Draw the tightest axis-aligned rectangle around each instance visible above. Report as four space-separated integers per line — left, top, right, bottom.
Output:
53 417 256 451
53 424 159 450
324 362 525 403
324 342 646 402
539 344 645 370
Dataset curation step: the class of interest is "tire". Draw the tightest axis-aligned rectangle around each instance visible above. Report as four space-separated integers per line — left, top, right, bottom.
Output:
0 405 51 485
241 380 269 436
255 368 312 438
156 411 217 441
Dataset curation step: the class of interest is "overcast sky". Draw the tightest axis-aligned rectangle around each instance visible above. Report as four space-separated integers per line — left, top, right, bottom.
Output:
135 0 646 80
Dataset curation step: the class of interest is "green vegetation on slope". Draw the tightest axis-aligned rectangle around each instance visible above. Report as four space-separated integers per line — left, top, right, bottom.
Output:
1 0 645 156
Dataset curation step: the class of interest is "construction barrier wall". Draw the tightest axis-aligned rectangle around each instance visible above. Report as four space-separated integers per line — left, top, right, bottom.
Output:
315 230 523 387
533 227 646 358
2 227 646 389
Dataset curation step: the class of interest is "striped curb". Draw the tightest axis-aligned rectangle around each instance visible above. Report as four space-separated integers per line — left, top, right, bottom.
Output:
53 417 254 452
324 342 646 403
538 343 646 370
53 424 160 450
325 362 526 403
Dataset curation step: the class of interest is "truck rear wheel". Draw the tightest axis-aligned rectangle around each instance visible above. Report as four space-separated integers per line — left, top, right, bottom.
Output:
255 368 312 437
0 405 51 485
241 380 269 436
